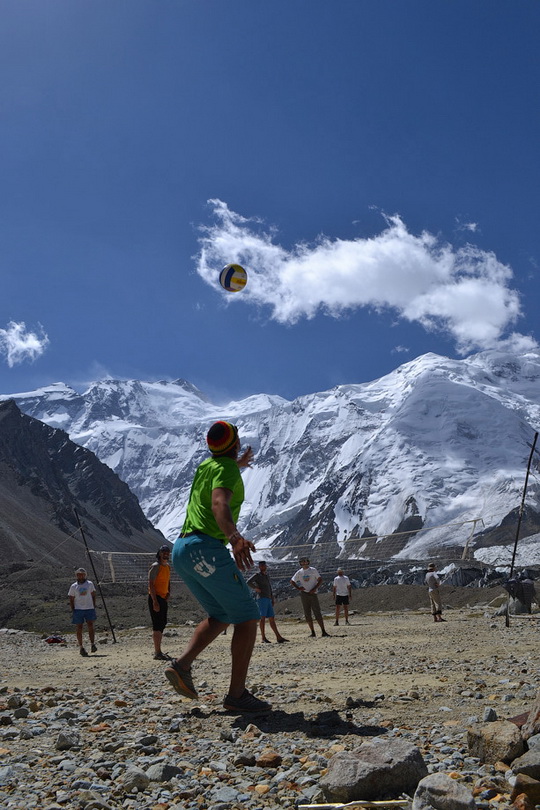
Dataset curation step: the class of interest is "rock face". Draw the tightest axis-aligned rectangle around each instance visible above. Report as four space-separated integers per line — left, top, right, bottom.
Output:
467 720 525 764
0 399 165 571
412 772 476 810
319 738 428 801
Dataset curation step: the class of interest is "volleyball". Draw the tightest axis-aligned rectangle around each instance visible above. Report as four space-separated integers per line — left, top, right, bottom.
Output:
219 264 247 292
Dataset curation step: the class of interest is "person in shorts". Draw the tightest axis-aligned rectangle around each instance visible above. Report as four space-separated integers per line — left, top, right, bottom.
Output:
291 557 330 638
165 421 271 713
247 560 289 644
148 544 172 660
425 562 445 622
68 568 97 656
333 568 352 625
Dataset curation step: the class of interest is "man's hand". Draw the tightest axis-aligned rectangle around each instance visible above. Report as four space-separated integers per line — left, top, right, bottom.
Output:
237 445 253 469
230 533 255 571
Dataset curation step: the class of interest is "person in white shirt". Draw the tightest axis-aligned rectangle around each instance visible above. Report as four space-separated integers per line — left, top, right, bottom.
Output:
424 563 445 622
68 568 97 656
332 568 352 626
290 557 330 638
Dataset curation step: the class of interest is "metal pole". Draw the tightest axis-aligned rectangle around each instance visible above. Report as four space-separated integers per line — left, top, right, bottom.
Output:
74 509 117 643
506 431 539 628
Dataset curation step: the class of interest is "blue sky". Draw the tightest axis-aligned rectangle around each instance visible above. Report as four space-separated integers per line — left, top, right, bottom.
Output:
1 1 539 402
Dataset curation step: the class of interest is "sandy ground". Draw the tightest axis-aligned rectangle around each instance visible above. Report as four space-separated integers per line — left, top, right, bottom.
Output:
2 603 539 730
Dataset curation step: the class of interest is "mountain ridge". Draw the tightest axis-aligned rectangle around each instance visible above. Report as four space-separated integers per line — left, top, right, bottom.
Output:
2 349 540 564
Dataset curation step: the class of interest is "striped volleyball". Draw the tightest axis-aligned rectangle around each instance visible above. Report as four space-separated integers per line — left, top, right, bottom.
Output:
219 264 247 292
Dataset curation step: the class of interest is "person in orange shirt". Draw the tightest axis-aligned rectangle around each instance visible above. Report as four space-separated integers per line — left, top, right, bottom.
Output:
148 544 172 659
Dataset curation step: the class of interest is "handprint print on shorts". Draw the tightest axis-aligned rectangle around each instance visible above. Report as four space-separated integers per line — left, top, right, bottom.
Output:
190 548 216 578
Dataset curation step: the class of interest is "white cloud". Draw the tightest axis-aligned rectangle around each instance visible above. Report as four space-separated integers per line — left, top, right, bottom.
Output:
196 200 536 354
0 321 49 367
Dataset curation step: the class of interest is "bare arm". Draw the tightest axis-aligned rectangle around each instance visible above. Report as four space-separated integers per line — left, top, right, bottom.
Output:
211 487 254 572
148 564 160 610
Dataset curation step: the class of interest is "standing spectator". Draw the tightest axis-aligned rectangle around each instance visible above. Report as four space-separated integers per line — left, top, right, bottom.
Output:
291 557 330 638
425 562 445 622
148 544 172 660
333 568 352 625
165 421 271 713
248 561 289 644
68 568 97 656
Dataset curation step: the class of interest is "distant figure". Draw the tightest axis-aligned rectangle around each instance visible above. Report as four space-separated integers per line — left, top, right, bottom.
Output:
333 568 352 625
291 557 330 638
165 420 271 714
148 544 172 660
68 568 97 656
425 562 445 622
247 560 289 643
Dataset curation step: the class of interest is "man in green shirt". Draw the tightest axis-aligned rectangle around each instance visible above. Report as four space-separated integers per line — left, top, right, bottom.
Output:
165 421 271 713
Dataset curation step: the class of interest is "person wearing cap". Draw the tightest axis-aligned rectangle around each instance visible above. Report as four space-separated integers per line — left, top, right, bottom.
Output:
148 544 172 660
165 421 271 713
68 568 97 656
425 562 445 622
332 568 352 626
290 557 330 638
247 560 289 644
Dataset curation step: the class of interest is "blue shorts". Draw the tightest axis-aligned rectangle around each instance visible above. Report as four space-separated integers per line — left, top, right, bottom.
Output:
172 533 260 625
258 596 275 618
72 608 96 625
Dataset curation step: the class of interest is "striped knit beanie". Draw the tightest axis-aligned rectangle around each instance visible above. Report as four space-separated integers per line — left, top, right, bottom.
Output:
206 421 239 456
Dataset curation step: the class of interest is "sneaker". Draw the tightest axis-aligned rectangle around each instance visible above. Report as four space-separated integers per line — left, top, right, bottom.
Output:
223 689 271 713
91 644 98 653
80 647 88 657
276 638 289 643
164 660 198 699
153 651 170 660
262 638 271 644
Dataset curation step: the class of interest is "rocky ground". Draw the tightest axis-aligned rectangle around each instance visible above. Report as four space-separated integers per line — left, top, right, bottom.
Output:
1 597 540 809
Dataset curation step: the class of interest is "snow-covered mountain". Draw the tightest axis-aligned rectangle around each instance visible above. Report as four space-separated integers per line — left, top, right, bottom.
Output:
3 350 540 564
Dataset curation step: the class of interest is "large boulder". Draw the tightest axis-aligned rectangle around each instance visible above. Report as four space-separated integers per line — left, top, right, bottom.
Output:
511 749 540 780
467 721 525 764
319 738 428 802
510 774 540 805
522 691 540 741
412 773 476 810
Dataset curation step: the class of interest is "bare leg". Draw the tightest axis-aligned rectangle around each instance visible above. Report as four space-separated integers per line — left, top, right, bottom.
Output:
76 624 83 647
268 617 286 641
335 604 340 624
344 605 349 622
174 616 229 670
259 617 267 641
228 619 257 698
87 621 95 645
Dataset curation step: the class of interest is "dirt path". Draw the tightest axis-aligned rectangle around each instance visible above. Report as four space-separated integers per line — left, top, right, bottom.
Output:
3 605 538 729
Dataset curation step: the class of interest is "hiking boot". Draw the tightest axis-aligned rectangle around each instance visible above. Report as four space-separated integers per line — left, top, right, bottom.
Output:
223 689 271 713
80 647 88 657
165 660 198 699
91 644 98 653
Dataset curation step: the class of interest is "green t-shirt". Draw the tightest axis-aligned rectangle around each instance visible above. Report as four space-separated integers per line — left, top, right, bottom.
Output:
181 456 244 543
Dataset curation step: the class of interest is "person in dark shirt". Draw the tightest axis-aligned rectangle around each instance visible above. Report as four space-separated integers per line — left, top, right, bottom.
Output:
248 561 289 644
